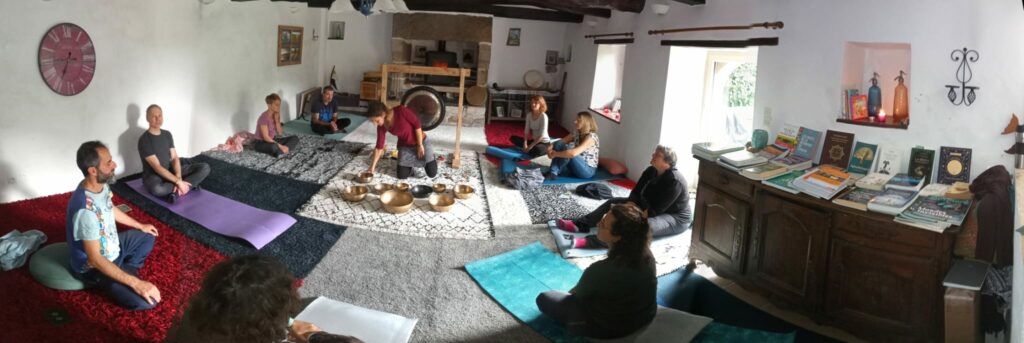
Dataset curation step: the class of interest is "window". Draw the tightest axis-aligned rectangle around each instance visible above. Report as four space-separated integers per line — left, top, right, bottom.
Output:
589 44 626 123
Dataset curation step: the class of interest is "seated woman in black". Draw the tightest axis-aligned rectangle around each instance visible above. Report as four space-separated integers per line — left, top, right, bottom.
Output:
555 144 691 249
536 203 657 339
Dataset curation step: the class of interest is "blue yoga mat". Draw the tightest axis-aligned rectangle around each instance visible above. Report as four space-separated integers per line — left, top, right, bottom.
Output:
283 112 368 140
465 242 587 343
492 148 624 185
486 146 532 161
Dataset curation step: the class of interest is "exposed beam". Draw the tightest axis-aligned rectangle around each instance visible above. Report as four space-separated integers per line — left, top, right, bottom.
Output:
407 0 637 14
404 2 584 23
660 37 779 48
673 0 706 5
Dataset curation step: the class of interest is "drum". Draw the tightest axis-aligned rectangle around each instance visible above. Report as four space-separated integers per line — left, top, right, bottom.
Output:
401 86 446 131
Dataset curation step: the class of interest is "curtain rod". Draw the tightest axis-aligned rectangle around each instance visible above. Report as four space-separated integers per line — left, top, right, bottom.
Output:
584 32 634 39
649 21 783 35
660 37 779 48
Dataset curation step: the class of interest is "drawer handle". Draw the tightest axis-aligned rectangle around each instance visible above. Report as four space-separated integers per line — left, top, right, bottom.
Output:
718 173 730 185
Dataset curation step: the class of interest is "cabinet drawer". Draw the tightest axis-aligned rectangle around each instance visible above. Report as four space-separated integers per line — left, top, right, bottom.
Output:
699 162 754 199
833 212 940 254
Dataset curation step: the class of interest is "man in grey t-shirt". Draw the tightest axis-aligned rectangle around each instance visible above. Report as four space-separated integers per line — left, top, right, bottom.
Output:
138 104 210 203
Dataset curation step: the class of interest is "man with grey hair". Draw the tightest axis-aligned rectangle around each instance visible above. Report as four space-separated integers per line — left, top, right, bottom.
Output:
554 144 692 249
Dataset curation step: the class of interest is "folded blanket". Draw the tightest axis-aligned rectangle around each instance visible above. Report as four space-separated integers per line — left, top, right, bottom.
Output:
0 229 47 271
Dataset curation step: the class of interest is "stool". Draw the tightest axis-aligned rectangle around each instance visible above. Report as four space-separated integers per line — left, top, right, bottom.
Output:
945 287 981 343
29 242 85 291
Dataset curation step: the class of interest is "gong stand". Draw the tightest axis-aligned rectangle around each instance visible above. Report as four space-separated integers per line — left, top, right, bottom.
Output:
379 64 471 168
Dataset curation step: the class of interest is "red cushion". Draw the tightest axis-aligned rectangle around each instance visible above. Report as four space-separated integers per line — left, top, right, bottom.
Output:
599 157 628 175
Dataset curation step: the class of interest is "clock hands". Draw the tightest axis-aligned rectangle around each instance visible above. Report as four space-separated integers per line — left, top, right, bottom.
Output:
60 52 72 78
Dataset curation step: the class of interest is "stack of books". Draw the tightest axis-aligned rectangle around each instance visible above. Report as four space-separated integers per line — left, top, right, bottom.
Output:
832 187 883 211
739 163 788 181
854 172 894 191
761 170 805 194
692 142 744 161
791 165 852 199
894 196 973 233
755 143 790 161
716 150 768 172
866 188 919 215
771 127 821 171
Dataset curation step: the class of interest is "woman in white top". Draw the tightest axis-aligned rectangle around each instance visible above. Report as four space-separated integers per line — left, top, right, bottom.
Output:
508 95 552 159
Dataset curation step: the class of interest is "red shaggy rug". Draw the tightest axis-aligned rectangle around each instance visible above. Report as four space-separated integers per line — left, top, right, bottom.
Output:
0 193 226 343
483 121 571 166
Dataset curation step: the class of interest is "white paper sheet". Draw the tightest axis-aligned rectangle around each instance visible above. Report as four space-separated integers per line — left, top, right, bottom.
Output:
295 297 418 343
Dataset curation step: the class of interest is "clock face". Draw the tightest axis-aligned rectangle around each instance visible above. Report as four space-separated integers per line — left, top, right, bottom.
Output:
38 23 95 96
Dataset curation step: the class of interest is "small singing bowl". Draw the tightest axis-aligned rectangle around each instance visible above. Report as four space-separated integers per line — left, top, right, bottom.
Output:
380 190 414 214
433 183 447 193
454 184 475 199
340 185 368 202
428 193 455 212
370 183 394 195
355 172 374 184
410 185 433 199
394 182 411 192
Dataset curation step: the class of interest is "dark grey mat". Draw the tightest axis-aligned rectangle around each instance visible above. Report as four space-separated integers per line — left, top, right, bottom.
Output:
202 134 367 184
521 185 592 224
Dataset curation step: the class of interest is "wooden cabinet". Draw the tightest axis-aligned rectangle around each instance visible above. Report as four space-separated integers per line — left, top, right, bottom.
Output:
690 157 958 342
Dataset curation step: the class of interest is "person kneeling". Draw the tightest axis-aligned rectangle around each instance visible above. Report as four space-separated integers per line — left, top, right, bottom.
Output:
536 203 657 339
365 101 438 179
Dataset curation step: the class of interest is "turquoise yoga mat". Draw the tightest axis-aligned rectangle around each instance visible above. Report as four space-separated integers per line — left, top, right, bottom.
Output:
693 322 796 343
465 242 587 343
282 112 368 140
492 150 624 185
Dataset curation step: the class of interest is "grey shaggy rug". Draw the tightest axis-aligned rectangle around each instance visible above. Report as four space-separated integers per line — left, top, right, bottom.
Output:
520 181 631 224
202 135 367 184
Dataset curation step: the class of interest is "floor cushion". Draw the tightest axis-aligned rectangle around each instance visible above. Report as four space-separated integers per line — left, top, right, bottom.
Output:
598 157 628 175
29 242 85 291
591 306 713 343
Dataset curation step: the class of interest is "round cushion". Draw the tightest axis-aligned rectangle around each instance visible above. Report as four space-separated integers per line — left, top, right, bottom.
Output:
29 242 85 291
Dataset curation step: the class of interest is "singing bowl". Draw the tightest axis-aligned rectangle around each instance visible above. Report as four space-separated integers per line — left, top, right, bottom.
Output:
410 185 433 199
433 183 447 193
428 193 455 212
371 183 394 195
395 182 411 192
380 190 414 214
454 184 475 199
355 172 375 184
341 185 368 202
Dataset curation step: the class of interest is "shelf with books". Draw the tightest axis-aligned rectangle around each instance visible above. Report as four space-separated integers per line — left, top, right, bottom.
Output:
841 42 911 128
836 118 909 130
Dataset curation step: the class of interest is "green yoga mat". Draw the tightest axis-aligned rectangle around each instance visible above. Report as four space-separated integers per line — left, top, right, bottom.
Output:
465 242 587 343
283 112 368 140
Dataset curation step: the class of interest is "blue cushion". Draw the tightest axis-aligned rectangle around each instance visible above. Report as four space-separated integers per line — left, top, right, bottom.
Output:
29 242 85 291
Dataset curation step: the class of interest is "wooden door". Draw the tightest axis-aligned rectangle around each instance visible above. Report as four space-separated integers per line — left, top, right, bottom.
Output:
691 183 751 277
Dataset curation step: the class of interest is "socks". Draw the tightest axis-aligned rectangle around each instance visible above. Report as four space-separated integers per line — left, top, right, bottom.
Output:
556 219 579 232
573 237 589 249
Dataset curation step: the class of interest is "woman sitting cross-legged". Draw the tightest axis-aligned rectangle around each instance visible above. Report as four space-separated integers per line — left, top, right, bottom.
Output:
536 203 657 339
167 255 364 343
366 101 437 179
555 145 691 249
545 111 600 180
254 93 299 157
507 95 552 159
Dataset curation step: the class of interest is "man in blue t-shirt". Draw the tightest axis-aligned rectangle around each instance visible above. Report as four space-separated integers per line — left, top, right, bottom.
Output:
67 141 161 310
310 86 352 135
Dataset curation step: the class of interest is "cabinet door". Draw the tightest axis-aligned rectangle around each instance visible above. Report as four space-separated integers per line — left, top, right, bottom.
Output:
691 183 751 277
747 192 830 313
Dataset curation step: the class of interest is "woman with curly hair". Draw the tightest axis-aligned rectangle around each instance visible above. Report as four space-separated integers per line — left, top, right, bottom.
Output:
535 203 657 339
167 255 362 343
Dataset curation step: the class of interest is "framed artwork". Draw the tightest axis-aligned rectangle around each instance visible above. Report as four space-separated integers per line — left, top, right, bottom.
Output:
278 25 303 66
506 28 521 46
545 50 558 65
328 21 345 40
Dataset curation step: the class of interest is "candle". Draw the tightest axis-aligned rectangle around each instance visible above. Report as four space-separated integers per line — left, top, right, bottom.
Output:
878 109 887 122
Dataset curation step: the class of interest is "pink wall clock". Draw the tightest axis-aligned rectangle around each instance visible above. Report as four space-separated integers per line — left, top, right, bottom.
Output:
38 23 95 96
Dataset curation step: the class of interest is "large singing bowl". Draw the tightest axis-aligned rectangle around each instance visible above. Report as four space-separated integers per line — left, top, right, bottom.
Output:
401 86 446 131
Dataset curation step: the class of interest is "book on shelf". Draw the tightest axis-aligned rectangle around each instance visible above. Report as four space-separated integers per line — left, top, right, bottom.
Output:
874 146 904 175
937 146 973 185
884 173 925 192
832 187 882 211
843 89 859 119
850 94 868 120
846 141 878 176
866 188 919 216
793 127 822 161
762 170 804 194
942 259 990 291
773 124 800 151
718 150 768 168
739 163 789 181
908 146 936 185
855 172 894 191
818 130 855 169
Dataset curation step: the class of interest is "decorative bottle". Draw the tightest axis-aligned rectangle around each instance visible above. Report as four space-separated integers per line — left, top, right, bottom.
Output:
867 72 882 118
892 70 909 124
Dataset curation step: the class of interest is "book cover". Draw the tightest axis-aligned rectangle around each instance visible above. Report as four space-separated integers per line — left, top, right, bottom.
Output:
850 95 868 120
908 146 936 185
868 188 918 208
885 173 924 191
762 170 804 194
937 146 973 185
773 124 800 151
833 187 882 211
770 155 812 170
845 89 859 118
855 172 894 191
904 196 972 226
806 165 850 187
942 259 990 291
819 130 855 169
847 141 878 175
740 163 787 180
875 146 904 175
756 144 790 161
793 127 822 161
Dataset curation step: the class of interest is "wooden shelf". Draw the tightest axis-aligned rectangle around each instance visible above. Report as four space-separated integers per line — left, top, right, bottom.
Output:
836 118 908 130
486 88 561 124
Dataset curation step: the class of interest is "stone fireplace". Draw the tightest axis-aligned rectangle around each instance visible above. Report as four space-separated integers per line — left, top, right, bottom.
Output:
391 13 493 87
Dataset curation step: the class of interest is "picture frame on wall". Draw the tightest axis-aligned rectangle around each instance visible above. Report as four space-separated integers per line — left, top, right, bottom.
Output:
411 44 428 65
278 25 303 66
506 28 521 46
328 21 345 40
545 50 558 65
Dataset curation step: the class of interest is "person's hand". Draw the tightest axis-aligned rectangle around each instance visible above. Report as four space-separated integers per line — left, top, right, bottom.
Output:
174 180 192 196
131 279 161 305
279 144 290 154
417 145 425 160
330 121 340 133
522 142 529 151
137 224 159 236
547 150 557 159
288 320 322 343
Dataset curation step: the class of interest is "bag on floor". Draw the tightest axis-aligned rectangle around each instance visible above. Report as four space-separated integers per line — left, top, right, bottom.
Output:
503 166 545 190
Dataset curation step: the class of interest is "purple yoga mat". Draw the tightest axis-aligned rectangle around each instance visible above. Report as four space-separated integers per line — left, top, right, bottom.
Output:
125 179 295 249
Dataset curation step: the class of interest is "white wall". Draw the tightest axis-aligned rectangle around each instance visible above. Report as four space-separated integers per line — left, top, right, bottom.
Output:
322 12 392 94
0 1 323 203
490 18 568 89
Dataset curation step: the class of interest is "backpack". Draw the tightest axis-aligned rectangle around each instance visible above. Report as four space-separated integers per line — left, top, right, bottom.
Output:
503 166 545 190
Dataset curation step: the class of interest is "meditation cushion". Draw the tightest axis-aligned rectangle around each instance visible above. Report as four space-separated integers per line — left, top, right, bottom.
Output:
590 306 713 343
29 242 85 291
599 157 628 175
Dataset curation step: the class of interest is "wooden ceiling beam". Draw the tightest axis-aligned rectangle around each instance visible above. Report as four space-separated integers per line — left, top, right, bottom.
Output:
407 0 637 14
404 2 584 23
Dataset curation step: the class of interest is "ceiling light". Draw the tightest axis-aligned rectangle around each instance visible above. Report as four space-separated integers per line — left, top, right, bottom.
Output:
329 0 356 13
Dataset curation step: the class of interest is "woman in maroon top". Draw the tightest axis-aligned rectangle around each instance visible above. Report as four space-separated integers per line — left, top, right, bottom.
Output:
366 101 438 179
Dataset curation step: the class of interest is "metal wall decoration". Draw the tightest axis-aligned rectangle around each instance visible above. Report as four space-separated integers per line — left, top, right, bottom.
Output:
946 47 979 106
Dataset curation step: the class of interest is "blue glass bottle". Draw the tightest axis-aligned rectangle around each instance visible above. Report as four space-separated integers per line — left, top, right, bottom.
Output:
867 72 882 118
